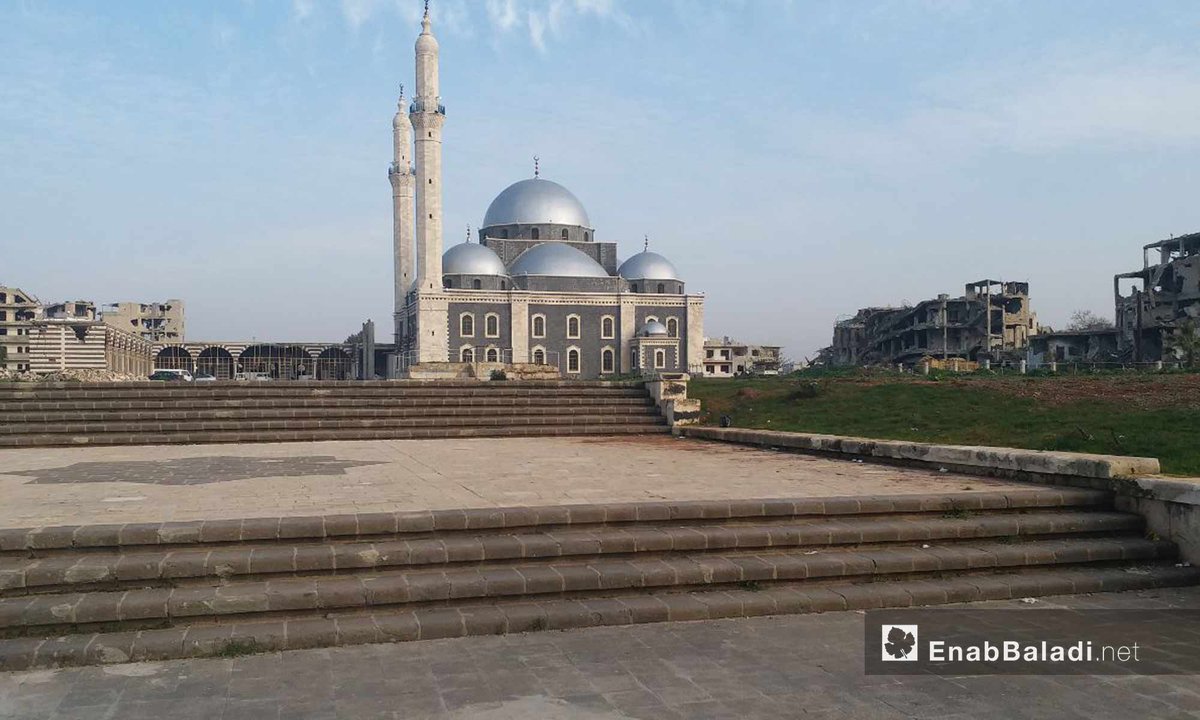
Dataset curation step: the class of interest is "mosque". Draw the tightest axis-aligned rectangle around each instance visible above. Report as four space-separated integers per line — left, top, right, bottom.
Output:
390 7 704 379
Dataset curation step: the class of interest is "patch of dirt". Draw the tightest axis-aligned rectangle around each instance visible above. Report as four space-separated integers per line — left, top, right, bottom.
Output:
948 374 1200 410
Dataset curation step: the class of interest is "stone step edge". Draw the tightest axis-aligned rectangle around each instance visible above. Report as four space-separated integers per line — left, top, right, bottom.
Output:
1 511 1144 593
1 537 1173 631
0 387 651 400
0 403 658 419
0 380 648 391
0 396 657 409
0 412 666 434
0 489 1113 553
0 423 672 448
3 564 1196 671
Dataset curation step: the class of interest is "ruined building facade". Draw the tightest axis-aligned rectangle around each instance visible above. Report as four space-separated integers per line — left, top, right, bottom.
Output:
828 280 1037 367
1113 232 1200 362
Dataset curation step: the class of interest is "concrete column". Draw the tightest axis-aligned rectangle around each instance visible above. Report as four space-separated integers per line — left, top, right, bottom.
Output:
1019 359 1027 374
510 295 529 363
619 296 638 373
685 296 705 374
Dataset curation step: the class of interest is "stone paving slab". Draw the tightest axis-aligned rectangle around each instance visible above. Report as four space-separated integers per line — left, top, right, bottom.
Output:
3 587 1200 719
0 436 1031 528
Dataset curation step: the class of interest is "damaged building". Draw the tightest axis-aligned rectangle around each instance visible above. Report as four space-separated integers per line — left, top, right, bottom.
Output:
1114 232 1200 362
1029 231 1200 367
827 280 1037 367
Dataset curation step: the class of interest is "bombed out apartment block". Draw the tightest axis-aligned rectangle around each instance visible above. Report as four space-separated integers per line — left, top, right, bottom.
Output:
1028 231 1200 366
828 280 1037 367
1114 232 1200 362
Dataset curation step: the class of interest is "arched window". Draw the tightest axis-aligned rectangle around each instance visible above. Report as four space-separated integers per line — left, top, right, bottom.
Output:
531 314 546 338
666 318 678 338
567 348 581 373
460 346 474 363
584 232 590 242
485 313 499 338
631 283 639 293
531 228 540 240
501 280 507 290
645 316 659 324
460 313 474 337
601 316 615 339
630 347 639 369
486 347 499 362
561 228 569 240
472 278 482 290
601 348 614 374
566 315 580 339
500 229 509 239
532 347 546 365
657 283 665 294
654 350 666 369
444 278 453 288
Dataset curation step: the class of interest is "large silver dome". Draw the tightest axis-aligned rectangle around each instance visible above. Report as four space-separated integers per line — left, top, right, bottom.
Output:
442 242 507 276
482 178 591 228
510 243 609 278
619 251 680 280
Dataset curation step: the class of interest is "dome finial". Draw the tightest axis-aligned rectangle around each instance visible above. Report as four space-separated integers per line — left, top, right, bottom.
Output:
466 224 471 243
397 82 405 109
421 0 431 31
533 155 540 178
644 235 649 252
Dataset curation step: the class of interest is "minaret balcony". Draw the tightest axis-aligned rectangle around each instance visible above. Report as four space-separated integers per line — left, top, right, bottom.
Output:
389 161 412 176
409 99 446 115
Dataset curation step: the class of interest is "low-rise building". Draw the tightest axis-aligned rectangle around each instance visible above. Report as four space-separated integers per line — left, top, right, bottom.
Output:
100 299 185 342
702 337 783 377
0 285 39 371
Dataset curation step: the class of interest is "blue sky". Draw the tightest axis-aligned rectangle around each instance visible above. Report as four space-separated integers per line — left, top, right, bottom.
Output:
2 1 1199 360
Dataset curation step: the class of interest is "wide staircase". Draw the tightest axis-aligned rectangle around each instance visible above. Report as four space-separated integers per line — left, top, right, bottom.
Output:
1 487 1196 670
0 380 669 447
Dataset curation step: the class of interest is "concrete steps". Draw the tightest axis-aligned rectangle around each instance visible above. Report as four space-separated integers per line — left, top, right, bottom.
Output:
0 380 667 447
1 487 1196 670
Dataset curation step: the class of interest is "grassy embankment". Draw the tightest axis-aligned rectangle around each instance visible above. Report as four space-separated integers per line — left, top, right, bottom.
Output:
688 369 1200 476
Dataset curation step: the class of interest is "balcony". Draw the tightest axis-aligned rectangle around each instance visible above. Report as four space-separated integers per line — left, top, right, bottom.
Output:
409 99 446 115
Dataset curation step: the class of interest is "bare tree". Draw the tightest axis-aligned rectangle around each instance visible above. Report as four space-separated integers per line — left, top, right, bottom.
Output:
1066 310 1114 331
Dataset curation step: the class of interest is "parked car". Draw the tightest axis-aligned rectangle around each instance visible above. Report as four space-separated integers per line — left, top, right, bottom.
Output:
193 372 218 382
149 369 193 382
233 372 273 382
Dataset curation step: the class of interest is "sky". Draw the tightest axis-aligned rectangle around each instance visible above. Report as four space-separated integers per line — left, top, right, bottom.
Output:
2 0 1199 361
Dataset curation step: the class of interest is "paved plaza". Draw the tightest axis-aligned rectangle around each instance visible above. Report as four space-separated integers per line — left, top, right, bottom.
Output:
0 436 1025 527
1 587 1197 719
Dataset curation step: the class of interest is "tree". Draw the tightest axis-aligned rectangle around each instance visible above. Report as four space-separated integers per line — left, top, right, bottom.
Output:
1066 310 1114 331
1166 318 1200 369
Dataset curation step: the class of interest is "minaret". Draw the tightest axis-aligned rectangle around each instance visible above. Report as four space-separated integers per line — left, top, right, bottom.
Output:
389 85 415 345
410 1 449 363
412 2 444 289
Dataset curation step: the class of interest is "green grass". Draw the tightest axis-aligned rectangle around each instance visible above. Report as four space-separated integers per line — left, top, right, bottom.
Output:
690 375 1200 476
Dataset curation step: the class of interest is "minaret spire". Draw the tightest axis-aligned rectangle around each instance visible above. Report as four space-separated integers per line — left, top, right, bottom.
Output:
644 235 649 252
411 0 448 362
534 155 540 178
390 80 415 348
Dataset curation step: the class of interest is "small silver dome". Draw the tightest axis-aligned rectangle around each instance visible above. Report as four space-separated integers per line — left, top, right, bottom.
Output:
482 178 591 228
510 243 609 278
443 242 507 276
640 321 669 337
619 251 680 280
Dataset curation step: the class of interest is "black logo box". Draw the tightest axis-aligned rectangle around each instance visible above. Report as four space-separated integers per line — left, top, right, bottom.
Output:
864 609 1200 675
